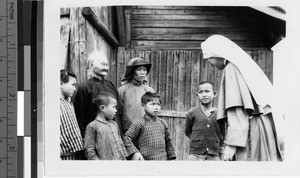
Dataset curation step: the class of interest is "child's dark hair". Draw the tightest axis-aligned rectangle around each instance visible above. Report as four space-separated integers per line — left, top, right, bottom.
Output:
198 81 214 91
141 92 161 105
60 69 76 83
92 91 116 108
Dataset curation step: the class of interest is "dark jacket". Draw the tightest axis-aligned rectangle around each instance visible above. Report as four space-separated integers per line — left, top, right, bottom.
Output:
73 77 132 137
185 107 222 156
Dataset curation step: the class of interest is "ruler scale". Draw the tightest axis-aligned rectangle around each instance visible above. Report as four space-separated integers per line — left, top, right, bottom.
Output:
0 0 18 177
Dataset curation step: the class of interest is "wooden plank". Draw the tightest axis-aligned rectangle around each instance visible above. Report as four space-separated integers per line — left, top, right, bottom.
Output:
191 50 200 108
149 50 158 92
144 50 151 62
213 64 221 107
124 9 131 49
82 7 119 47
116 6 126 46
165 50 174 110
183 133 190 160
69 8 80 81
177 117 186 160
252 50 258 64
133 6 246 11
158 50 167 110
144 50 151 86
172 50 179 111
184 51 191 110
100 6 106 26
207 55 215 83
177 50 185 111
130 40 258 50
163 117 177 159
60 8 70 16
131 40 201 50
265 51 273 83
107 6 111 31
257 50 266 73
208 59 214 84
131 20 255 28
125 50 131 64
109 47 117 85
200 51 208 81
95 34 108 56
158 110 187 118
132 6 252 12
131 33 261 42
138 50 145 59
60 16 70 69
78 7 87 83
132 27 260 35
85 21 96 79
117 47 125 88
130 49 139 58
85 19 97 57
245 50 253 59
131 14 255 21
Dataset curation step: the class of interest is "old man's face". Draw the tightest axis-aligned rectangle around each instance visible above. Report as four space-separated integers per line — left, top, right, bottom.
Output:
92 56 109 76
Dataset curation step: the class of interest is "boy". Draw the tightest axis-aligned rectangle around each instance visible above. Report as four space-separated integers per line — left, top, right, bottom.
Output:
123 92 176 160
60 69 84 160
185 81 224 161
84 91 128 160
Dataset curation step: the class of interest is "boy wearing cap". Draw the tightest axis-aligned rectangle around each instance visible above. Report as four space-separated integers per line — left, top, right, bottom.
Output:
118 58 155 123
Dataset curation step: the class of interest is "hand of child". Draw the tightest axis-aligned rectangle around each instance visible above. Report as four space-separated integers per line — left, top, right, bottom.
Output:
132 152 145 161
223 145 237 161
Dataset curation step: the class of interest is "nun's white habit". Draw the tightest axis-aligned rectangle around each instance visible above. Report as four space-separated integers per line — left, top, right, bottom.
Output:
201 35 284 161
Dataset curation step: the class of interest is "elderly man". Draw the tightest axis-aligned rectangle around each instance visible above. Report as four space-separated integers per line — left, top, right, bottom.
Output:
74 51 132 138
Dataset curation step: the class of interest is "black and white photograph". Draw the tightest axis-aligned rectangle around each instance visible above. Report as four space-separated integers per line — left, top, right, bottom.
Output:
44 0 300 176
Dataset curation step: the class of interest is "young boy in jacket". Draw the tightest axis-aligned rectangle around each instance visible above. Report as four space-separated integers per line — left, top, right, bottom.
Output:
185 81 224 161
84 91 128 160
123 92 176 160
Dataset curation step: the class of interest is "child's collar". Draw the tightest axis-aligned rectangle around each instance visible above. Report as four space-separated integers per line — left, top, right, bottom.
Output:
92 75 104 82
200 105 216 117
144 114 157 121
95 115 110 124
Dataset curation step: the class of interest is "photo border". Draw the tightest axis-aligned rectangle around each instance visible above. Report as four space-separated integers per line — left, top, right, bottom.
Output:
44 0 300 176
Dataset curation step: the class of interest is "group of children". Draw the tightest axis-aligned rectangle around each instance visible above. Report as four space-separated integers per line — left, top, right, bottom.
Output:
60 69 223 161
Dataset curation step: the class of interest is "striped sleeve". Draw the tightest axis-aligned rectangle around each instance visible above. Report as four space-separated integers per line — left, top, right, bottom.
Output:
60 99 84 155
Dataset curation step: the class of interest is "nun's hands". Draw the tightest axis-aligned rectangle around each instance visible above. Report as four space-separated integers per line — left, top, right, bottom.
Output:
223 145 237 161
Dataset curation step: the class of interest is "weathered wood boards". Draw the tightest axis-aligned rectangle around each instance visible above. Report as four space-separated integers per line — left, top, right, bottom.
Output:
117 48 273 160
125 6 285 49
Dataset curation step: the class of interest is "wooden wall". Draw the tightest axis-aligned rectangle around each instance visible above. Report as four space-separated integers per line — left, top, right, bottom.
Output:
124 6 285 50
117 48 273 160
60 7 119 85
61 6 275 160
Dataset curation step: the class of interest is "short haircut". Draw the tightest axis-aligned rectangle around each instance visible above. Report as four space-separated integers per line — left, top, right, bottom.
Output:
198 81 214 91
92 91 116 107
141 92 161 105
60 69 76 83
